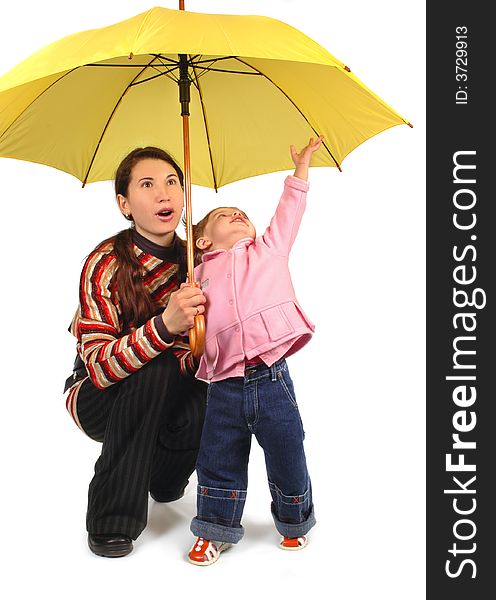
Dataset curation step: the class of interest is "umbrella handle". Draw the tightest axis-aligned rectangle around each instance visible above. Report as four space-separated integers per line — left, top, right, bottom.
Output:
189 313 205 358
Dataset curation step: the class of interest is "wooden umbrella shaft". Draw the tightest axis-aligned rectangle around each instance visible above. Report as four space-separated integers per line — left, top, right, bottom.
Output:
178 5 205 357
179 47 205 357
182 114 205 357
178 53 194 282
182 115 194 283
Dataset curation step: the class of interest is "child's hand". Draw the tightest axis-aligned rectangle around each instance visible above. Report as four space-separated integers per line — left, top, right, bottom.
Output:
290 135 324 181
290 136 323 166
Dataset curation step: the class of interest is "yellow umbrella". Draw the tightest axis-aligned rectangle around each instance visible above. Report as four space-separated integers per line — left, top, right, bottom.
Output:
0 3 411 355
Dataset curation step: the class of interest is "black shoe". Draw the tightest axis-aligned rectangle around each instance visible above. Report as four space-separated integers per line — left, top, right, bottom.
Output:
88 533 133 558
150 486 186 503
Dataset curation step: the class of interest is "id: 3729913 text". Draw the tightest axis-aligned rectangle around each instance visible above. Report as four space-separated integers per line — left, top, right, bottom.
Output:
455 26 468 105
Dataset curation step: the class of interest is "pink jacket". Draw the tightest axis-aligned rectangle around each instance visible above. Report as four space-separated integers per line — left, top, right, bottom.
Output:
194 175 315 382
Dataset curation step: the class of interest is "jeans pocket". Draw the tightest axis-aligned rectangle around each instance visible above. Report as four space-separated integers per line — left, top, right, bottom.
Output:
276 369 305 438
277 369 298 409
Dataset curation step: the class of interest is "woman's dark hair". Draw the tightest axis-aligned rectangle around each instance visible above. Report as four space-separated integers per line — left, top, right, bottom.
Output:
111 147 185 331
114 146 184 197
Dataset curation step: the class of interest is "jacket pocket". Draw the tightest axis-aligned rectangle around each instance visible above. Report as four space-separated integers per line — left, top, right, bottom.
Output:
243 303 295 348
205 326 245 378
204 336 219 378
262 303 295 341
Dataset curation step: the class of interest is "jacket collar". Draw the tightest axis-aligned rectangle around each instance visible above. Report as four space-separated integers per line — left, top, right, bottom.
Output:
201 237 254 262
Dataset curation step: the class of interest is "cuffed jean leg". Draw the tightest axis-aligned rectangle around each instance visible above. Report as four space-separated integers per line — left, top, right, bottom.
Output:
248 360 316 537
190 485 247 544
191 379 250 544
269 480 316 537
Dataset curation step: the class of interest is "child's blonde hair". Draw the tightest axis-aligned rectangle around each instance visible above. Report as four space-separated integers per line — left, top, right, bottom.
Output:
190 206 252 266
186 209 217 266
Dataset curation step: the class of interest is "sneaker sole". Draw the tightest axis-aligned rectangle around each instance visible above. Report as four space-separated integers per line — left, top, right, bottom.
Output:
188 542 231 566
279 537 309 551
188 554 220 566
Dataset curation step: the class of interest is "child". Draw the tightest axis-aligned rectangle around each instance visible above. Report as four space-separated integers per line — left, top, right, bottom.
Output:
187 137 322 566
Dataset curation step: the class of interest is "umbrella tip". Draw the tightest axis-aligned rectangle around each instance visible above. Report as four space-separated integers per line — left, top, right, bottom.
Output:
407 121 414 128
344 65 351 72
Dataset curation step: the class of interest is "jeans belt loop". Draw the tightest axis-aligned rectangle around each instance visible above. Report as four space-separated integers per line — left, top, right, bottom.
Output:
270 363 277 382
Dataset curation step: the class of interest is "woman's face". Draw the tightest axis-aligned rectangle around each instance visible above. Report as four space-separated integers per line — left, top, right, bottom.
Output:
117 158 184 246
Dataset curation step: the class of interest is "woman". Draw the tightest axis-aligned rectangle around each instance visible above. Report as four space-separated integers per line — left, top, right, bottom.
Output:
64 147 207 558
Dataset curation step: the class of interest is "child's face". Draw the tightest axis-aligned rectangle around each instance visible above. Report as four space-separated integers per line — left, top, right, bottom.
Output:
199 207 256 253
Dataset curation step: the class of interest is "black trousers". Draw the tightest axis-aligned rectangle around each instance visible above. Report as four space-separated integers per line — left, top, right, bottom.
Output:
76 352 207 539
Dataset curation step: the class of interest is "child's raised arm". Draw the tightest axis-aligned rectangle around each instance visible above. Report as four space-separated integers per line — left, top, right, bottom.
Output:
290 135 324 181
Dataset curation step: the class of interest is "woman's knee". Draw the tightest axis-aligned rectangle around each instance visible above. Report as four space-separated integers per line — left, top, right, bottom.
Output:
155 375 207 449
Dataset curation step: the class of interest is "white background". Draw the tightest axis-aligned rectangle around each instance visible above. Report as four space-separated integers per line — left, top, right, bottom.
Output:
0 1 425 598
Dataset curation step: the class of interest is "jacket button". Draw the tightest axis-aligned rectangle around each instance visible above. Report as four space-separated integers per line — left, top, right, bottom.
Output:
229 300 233 305
227 273 231 278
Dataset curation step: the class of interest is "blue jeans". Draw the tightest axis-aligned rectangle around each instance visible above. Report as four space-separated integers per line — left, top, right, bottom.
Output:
190 359 315 544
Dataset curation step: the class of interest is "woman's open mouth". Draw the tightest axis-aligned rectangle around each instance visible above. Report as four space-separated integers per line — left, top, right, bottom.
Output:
156 209 174 222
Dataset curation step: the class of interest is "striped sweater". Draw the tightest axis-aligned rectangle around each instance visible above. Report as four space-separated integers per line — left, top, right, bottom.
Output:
65 230 195 428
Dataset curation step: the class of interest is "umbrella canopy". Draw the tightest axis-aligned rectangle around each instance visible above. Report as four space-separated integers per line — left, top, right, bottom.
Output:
0 5 410 189
0 4 411 356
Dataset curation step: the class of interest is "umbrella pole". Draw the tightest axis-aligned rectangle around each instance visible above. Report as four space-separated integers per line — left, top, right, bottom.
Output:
179 49 205 358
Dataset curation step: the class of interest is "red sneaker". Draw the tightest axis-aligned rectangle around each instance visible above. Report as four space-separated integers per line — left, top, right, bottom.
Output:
188 537 231 566
279 536 308 551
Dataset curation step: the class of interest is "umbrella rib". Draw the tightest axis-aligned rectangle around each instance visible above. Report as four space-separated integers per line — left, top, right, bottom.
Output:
191 60 219 192
0 68 80 145
233 57 342 171
87 56 180 86
192 66 261 76
192 56 238 65
86 63 158 67
82 55 161 186
129 67 179 87
190 55 260 76
84 55 186 68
